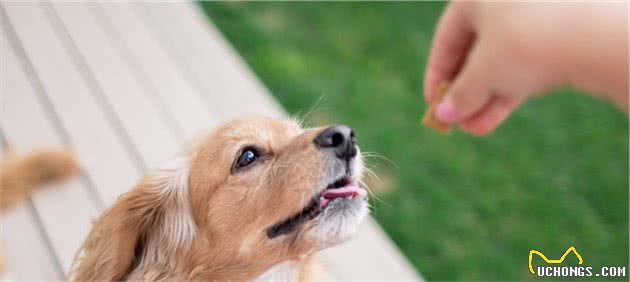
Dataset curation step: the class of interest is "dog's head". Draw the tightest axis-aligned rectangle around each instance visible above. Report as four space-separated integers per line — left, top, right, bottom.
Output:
70 116 369 281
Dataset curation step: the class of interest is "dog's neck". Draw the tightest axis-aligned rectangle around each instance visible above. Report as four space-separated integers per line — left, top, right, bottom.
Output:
253 254 320 282
181 244 316 282
252 260 301 282
138 236 312 282
127 255 307 282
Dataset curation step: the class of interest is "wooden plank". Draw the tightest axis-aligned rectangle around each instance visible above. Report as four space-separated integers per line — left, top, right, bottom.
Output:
50 2 179 169
91 2 219 141
2 2 140 207
0 13 99 273
136 2 285 121
0 205 61 280
319 218 422 281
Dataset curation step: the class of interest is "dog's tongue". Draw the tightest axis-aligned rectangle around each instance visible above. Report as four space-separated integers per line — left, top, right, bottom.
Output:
319 183 366 208
324 183 366 199
323 185 360 199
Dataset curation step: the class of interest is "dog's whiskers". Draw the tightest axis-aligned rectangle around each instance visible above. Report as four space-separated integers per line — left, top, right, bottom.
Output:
361 152 398 168
290 95 325 128
358 179 391 209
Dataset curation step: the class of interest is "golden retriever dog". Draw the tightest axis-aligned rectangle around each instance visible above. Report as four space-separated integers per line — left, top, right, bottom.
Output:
69 116 369 281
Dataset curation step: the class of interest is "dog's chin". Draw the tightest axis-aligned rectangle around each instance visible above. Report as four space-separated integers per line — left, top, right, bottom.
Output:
265 177 369 250
266 154 368 249
306 195 369 247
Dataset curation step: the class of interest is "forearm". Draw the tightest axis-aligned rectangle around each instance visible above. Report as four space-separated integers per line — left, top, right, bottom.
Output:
560 2 628 110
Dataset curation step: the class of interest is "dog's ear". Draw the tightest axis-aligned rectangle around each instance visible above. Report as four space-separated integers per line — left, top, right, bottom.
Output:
69 159 196 281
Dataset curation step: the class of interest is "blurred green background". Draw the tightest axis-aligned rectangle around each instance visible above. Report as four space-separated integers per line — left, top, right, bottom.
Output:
200 2 628 281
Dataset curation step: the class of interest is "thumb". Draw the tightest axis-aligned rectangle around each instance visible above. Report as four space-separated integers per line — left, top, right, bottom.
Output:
435 43 495 123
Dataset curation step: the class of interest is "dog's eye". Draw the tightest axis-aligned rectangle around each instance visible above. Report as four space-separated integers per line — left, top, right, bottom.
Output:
234 147 259 170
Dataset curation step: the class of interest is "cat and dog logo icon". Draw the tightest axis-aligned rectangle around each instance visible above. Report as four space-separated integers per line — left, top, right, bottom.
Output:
528 246 626 278
528 246 583 275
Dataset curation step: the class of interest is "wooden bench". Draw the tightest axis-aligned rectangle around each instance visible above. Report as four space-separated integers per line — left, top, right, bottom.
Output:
0 2 421 281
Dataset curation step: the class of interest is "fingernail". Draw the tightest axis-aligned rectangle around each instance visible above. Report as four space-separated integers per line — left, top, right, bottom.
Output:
436 96 458 123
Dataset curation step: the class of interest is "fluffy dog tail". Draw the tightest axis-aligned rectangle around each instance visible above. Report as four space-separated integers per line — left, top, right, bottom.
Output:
0 149 79 211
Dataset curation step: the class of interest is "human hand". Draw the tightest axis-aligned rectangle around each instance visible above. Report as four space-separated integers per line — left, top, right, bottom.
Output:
424 2 628 135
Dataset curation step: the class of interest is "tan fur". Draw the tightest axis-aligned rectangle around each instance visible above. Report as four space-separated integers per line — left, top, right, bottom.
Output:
70 116 364 281
0 149 78 211
298 255 323 282
69 177 191 281
0 148 78 274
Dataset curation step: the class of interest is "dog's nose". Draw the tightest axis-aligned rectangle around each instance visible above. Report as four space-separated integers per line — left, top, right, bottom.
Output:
313 125 357 160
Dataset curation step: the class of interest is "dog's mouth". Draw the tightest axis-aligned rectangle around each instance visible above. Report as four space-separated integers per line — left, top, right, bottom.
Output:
266 175 367 239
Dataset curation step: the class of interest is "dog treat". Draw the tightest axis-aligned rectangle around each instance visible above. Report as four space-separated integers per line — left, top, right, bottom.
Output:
422 81 451 133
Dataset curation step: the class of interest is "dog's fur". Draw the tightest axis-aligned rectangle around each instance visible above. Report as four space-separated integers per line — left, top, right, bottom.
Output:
0 149 78 212
69 116 369 281
0 148 79 272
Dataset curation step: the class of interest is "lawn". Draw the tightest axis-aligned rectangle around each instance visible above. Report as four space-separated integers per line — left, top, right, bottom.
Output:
199 2 629 280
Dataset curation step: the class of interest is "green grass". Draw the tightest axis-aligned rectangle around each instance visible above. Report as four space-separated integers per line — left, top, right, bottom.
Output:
199 2 628 280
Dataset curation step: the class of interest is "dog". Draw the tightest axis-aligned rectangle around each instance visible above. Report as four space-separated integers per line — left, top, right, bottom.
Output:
69 116 370 281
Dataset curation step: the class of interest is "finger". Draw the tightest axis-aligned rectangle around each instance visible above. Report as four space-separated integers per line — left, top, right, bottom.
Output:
459 95 523 136
423 2 476 103
435 42 494 123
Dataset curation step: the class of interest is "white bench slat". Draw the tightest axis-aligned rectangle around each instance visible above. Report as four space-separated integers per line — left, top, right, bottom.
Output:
3 2 140 206
50 2 179 169
319 218 422 281
92 2 219 141
136 2 285 121
0 205 61 280
0 22 99 272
